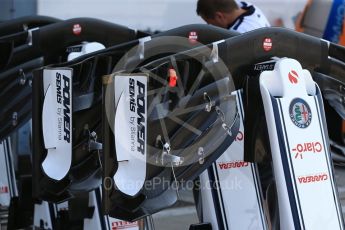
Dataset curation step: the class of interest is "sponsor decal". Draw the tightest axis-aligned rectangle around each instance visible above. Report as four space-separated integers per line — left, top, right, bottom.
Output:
0 186 8 194
298 173 328 184
253 63 275 72
112 220 138 230
73 24 82 35
288 70 299 84
292 141 322 159
129 78 136 112
289 98 312 129
56 72 71 143
218 161 249 170
262 38 272 51
66 45 83 53
56 73 62 104
188 31 198 43
128 78 146 155
136 80 146 155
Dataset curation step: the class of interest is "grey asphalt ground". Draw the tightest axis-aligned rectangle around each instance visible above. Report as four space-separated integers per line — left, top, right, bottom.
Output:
153 205 198 230
152 189 198 230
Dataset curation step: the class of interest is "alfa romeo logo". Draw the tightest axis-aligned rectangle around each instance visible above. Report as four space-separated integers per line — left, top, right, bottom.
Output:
289 98 312 128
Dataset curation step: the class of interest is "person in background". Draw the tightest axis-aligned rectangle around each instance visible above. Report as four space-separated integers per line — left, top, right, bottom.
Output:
196 0 270 33
195 1 274 227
